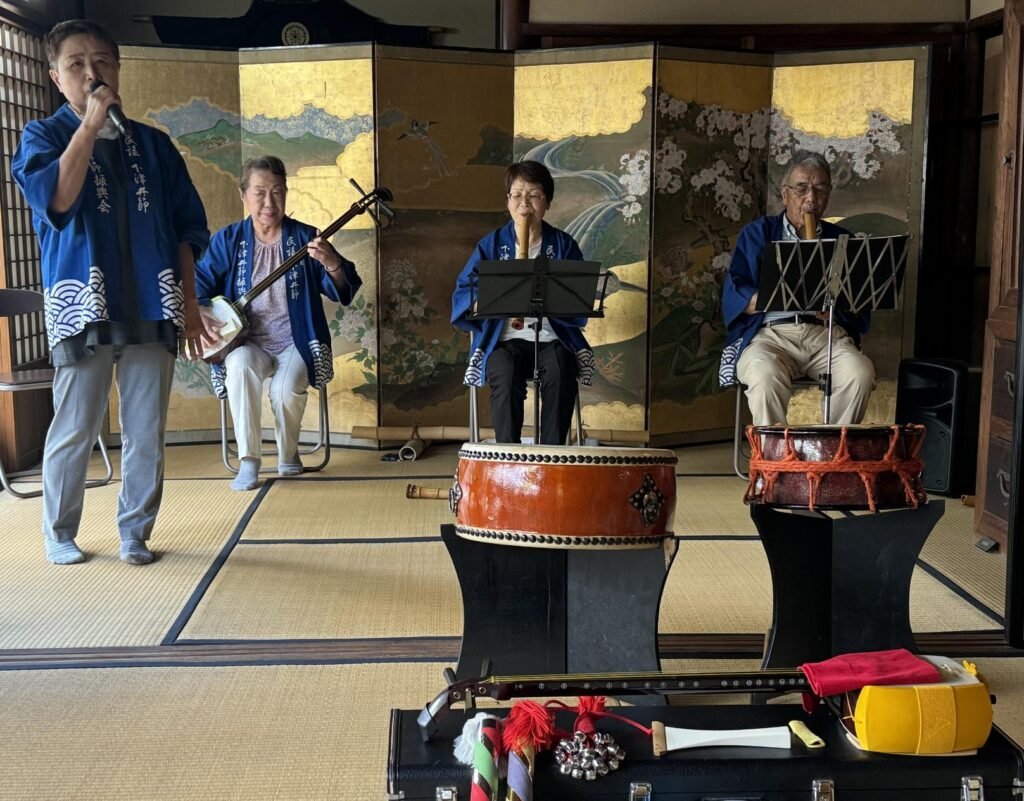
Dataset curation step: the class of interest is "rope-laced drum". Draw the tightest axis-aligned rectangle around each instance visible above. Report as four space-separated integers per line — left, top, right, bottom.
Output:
451 443 678 548
744 424 927 512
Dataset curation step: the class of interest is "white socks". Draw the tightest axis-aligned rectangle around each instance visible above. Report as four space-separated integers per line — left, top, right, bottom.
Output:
231 457 261 491
45 539 85 565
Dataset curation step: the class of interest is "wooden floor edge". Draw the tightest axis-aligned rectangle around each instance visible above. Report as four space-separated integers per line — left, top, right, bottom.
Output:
658 631 1015 659
0 631 1016 670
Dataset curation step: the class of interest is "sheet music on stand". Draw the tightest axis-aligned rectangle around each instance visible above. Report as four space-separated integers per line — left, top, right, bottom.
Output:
756 232 911 423
467 255 608 443
835 235 911 314
757 234 911 315
472 257 607 320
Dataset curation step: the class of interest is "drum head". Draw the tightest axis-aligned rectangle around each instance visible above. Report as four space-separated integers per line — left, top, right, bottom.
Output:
458 442 678 466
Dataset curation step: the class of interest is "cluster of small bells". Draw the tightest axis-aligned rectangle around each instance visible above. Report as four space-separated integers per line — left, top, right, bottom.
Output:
554 731 625 780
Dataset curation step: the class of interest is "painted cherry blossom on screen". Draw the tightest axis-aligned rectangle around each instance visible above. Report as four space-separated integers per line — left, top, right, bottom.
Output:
766 109 911 232
651 87 771 405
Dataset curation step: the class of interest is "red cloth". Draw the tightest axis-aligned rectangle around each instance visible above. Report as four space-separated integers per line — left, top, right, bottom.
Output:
800 649 941 697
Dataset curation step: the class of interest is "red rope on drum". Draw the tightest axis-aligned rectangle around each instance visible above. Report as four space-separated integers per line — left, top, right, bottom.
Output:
744 424 927 512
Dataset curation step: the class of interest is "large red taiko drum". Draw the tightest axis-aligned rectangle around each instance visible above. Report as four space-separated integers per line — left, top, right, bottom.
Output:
450 443 678 549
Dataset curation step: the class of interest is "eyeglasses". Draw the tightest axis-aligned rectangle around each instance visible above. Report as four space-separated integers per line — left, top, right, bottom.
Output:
508 191 546 204
784 183 832 197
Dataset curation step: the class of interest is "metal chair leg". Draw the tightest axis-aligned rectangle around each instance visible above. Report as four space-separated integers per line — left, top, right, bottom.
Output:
220 395 237 474
0 432 113 499
84 433 114 488
573 383 584 445
221 388 331 475
734 383 749 480
0 457 40 499
469 385 480 443
301 389 330 473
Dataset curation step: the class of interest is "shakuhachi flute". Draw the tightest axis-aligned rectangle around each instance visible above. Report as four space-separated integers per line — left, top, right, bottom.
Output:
803 211 816 240
405 484 447 500
516 213 530 257
511 215 531 330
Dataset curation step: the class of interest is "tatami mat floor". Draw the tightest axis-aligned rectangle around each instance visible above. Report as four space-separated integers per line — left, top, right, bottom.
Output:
920 497 1005 613
3 441 1004 649
2 656 1024 801
179 541 463 641
177 536 996 643
0 440 1015 800
0 661 448 801
0 480 255 650
659 540 998 634
244 479 454 540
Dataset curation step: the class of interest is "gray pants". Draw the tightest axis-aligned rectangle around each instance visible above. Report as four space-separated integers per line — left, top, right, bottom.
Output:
43 344 175 544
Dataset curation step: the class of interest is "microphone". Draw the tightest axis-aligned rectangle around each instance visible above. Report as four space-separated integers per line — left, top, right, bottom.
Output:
88 79 128 136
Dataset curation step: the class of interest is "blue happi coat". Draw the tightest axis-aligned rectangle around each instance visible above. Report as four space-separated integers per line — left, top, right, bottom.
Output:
451 219 595 387
718 212 870 387
194 216 361 399
11 103 209 347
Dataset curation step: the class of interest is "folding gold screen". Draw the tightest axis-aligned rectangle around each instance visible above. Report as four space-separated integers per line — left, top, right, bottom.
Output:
117 42 926 443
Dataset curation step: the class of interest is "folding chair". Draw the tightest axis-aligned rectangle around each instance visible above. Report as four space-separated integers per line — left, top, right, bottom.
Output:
221 385 331 474
0 288 113 498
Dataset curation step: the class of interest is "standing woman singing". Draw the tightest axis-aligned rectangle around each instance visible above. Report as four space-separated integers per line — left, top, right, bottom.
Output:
12 20 214 565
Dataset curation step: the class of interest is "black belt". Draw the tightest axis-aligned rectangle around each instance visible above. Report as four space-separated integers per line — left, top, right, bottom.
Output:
762 314 824 328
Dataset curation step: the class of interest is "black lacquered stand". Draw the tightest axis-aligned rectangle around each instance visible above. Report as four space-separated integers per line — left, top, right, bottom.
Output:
441 525 676 681
753 500 945 667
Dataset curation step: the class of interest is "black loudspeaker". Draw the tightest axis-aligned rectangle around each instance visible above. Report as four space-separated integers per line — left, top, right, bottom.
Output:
895 358 980 496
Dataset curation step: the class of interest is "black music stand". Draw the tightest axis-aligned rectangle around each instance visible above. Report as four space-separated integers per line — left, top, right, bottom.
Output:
470 254 607 443
757 233 910 423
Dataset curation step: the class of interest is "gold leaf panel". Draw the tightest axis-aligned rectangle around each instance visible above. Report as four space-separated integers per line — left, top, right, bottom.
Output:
515 60 650 140
773 61 914 138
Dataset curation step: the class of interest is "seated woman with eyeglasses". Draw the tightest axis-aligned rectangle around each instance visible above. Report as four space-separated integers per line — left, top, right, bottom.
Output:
719 150 874 427
451 160 594 445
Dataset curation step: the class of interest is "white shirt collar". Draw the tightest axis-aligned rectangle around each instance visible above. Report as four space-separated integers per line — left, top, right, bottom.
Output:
782 214 820 240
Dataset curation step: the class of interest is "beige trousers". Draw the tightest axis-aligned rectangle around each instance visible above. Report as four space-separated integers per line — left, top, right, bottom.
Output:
736 322 875 426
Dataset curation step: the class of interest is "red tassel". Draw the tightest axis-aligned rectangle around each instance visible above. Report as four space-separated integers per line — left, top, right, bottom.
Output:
502 700 557 752
574 695 607 736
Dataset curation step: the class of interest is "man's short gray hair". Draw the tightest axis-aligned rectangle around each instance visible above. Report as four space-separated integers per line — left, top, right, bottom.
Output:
783 151 831 184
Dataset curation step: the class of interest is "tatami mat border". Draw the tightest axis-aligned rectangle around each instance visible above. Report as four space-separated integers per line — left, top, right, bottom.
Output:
0 655 456 670
916 557 1005 625
161 481 274 644
0 637 462 670
239 537 444 545
1 631 1012 672
174 636 459 647
265 474 458 481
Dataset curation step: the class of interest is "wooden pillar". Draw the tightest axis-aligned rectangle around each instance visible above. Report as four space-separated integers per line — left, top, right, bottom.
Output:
499 0 530 51
975 0 1024 550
